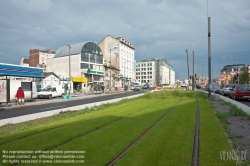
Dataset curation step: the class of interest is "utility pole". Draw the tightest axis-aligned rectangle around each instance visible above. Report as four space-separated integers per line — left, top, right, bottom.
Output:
186 49 190 89
208 17 211 97
68 44 71 95
192 51 195 90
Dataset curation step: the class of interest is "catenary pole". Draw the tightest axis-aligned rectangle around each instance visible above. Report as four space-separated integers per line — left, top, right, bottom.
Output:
186 49 190 89
193 51 195 90
208 17 211 97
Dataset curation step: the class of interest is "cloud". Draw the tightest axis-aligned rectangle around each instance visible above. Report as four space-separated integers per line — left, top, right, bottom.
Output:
0 0 249 81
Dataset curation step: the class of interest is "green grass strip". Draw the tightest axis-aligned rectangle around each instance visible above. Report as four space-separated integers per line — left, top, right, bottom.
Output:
115 99 196 166
0 99 145 145
43 99 180 166
0 99 158 154
199 99 235 166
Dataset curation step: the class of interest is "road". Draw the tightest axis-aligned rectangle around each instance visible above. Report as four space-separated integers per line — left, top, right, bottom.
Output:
200 88 250 107
0 90 145 120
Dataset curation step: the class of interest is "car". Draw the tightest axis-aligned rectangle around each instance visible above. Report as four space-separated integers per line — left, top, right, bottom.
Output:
142 84 150 89
133 85 142 91
181 83 187 88
229 84 250 101
207 83 220 93
196 84 201 89
220 84 235 96
130 83 140 90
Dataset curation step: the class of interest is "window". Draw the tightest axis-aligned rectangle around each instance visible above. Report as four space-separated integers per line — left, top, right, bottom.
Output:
96 54 103 64
81 53 89 62
90 54 95 63
81 42 103 65
81 63 89 69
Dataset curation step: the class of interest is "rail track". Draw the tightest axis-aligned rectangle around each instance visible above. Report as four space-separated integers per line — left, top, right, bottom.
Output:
107 99 181 166
191 98 200 166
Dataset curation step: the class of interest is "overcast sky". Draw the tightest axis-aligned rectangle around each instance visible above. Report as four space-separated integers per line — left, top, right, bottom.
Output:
1 0 249 81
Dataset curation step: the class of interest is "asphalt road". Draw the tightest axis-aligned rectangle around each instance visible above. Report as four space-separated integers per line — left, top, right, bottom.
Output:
0 90 145 120
233 99 250 107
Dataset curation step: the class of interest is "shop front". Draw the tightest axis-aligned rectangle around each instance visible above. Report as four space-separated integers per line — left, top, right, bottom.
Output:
72 77 87 91
86 69 104 91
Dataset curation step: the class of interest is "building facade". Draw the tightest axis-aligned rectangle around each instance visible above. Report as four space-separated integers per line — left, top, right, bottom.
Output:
99 35 135 89
220 64 246 84
136 58 175 86
28 49 55 68
46 42 104 92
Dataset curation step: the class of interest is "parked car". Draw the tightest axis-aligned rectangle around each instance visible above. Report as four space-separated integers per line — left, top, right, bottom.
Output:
196 84 201 89
220 84 235 96
206 83 220 93
130 83 140 90
133 85 142 91
142 84 150 89
229 84 250 101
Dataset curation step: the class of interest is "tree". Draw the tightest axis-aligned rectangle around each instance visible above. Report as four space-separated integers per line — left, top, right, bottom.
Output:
112 70 122 89
239 66 250 84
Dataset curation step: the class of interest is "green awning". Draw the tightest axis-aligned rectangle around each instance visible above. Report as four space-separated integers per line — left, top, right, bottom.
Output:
87 69 104 75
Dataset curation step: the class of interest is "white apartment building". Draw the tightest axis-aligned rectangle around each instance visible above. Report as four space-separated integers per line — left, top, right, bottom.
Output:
136 58 175 86
99 35 135 88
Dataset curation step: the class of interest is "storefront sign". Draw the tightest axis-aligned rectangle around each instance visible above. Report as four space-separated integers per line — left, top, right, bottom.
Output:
72 77 87 83
87 69 104 75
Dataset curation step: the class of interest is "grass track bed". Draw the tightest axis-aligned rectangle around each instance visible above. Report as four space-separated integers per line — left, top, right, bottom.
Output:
0 99 144 145
115 99 196 166
44 99 180 166
0 100 160 158
0 90 239 166
199 99 235 166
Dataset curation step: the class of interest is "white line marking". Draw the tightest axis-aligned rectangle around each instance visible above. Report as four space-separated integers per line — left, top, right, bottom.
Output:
40 105 67 111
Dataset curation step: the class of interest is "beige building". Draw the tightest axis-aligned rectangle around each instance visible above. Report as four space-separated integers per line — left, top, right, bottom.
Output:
99 35 135 88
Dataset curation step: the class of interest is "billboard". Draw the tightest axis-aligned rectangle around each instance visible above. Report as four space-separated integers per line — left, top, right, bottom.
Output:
0 80 7 103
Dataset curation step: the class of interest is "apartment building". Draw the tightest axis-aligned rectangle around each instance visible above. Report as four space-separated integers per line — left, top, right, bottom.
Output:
99 35 135 88
28 49 55 68
136 58 175 86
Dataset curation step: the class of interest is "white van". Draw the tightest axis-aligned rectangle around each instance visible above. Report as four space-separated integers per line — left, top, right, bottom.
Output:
37 86 65 99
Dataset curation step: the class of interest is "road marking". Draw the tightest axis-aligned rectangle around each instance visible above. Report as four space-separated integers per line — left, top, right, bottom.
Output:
40 105 67 111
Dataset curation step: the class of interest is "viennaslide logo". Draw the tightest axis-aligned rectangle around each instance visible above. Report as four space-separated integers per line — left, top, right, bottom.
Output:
220 147 247 165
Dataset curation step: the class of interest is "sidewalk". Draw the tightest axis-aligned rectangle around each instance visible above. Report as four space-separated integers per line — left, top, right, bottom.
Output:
0 91 107 110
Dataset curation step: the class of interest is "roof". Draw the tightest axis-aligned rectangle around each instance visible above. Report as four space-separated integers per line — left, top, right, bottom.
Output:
43 72 60 79
0 63 44 78
54 42 87 58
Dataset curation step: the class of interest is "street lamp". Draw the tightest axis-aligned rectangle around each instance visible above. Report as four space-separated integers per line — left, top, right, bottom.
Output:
223 56 233 66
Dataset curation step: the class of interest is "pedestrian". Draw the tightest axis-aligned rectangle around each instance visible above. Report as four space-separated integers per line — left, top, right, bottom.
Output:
16 87 25 105
101 84 105 93
64 84 68 94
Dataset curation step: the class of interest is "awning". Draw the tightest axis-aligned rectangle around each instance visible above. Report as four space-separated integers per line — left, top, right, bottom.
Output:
87 69 104 75
0 63 44 78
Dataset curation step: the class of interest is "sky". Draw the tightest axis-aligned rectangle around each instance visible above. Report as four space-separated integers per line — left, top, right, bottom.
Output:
0 0 249 81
